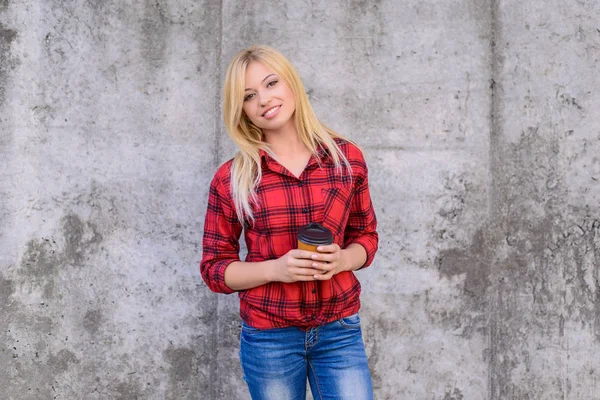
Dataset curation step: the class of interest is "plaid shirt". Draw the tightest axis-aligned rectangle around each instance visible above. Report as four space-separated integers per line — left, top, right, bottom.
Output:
200 139 378 330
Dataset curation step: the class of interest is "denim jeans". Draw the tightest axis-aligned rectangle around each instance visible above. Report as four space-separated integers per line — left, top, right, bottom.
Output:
239 313 374 400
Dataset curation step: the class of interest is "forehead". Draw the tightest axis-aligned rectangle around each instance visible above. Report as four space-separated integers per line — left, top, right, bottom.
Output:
244 61 275 85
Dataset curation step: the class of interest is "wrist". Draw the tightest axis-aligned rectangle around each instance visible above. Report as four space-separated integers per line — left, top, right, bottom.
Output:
264 259 278 283
340 249 352 272
341 244 367 272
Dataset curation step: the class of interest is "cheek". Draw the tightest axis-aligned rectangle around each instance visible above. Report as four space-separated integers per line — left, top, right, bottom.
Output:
242 104 256 122
285 91 296 109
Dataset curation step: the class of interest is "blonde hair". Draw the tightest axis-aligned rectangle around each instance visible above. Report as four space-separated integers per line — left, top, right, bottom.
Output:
223 45 351 224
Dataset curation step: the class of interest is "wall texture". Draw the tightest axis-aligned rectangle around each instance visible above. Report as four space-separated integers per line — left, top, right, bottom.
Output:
1 1 599 399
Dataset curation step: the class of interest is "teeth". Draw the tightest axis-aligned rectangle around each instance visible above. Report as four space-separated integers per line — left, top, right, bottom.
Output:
264 106 279 116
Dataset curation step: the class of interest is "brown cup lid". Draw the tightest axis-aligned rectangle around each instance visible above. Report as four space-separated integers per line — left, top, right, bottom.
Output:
297 222 333 246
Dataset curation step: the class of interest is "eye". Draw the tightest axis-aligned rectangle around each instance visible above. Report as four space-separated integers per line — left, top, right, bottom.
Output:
267 80 278 88
243 93 254 102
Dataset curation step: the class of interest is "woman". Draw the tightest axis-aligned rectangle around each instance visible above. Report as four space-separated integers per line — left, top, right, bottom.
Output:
201 45 378 400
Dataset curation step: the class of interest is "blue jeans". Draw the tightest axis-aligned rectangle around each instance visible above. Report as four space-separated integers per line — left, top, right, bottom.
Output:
239 313 374 400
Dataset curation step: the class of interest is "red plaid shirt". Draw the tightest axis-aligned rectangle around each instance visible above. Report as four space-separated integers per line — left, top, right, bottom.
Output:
200 139 378 330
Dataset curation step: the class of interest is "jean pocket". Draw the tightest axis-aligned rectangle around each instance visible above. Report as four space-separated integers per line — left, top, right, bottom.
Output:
241 320 263 334
338 313 361 329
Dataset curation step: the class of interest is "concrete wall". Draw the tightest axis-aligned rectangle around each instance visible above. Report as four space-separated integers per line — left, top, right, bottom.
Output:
1 0 598 399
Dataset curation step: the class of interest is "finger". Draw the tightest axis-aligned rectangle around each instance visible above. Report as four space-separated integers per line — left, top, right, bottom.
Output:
287 258 317 268
313 270 335 280
290 249 319 260
311 253 338 263
291 274 317 281
290 266 323 276
311 261 336 271
316 244 340 254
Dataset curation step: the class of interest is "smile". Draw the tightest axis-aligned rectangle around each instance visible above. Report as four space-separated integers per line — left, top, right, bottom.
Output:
262 105 281 118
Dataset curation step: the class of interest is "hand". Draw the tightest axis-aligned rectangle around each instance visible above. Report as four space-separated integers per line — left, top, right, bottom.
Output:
310 243 348 281
272 249 323 283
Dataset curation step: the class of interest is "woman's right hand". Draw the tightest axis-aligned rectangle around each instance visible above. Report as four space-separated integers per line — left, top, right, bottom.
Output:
271 249 323 283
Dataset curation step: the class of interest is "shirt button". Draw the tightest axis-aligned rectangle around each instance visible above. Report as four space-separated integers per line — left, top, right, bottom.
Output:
298 182 303 187
311 289 316 294
311 315 316 320
302 208 308 213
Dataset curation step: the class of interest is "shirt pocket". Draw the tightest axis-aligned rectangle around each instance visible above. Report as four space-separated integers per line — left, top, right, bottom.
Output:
321 186 353 237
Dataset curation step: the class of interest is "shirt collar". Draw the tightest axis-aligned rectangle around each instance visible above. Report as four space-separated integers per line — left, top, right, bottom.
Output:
259 144 332 164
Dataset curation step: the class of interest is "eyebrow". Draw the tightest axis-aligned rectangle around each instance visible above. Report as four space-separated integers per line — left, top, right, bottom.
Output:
245 74 276 91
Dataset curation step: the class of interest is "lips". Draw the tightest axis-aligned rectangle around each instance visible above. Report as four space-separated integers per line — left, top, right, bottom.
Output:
262 105 281 118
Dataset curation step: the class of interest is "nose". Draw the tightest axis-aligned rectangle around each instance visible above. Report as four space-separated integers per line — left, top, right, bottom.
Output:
258 91 271 106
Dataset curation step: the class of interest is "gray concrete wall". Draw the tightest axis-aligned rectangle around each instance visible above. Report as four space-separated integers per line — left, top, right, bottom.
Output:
1 0 598 399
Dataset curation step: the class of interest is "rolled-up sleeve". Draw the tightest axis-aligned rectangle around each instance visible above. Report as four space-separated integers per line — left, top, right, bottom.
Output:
343 150 378 269
200 168 242 294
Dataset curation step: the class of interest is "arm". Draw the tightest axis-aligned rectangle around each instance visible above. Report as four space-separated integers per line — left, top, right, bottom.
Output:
340 243 368 271
224 250 325 291
342 156 378 270
200 171 242 294
223 259 275 291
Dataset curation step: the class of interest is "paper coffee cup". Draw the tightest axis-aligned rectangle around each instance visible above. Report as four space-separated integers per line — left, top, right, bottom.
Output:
297 222 333 251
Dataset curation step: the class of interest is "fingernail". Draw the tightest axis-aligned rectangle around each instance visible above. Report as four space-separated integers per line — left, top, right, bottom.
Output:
317 247 323 251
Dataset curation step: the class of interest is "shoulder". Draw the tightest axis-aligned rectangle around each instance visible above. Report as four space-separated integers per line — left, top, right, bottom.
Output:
210 158 234 192
333 138 368 181
333 138 365 163
214 158 234 176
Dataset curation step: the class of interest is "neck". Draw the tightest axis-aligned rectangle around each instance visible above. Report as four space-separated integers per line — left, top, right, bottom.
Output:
263 117 309 159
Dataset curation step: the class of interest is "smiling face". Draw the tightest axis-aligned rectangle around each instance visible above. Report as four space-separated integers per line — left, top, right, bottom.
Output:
242 61 296 135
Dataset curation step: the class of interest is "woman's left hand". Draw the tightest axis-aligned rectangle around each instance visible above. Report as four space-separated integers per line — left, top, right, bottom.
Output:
310 244 348 280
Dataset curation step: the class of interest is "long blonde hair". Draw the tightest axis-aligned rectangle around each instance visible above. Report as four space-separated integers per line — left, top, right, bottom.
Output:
223 45 351 224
